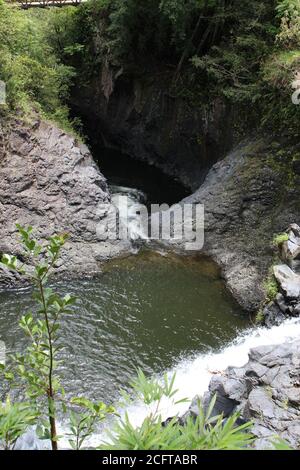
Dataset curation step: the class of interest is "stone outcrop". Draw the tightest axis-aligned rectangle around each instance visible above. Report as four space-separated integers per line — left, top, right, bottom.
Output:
72 73 234 190
273 264 300 299
194 340 300 449
0 116 131 288
2 112 300 316
71 60 300 313
157 140 300 312
263 224 300 326
71 55 300 313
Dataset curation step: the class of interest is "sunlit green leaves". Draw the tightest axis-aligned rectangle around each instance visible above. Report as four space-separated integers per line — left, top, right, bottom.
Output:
0 254 19 272
0 0 76 127
0 225 73 449
0 398 38 450
102 392 254 451
67 399 115 450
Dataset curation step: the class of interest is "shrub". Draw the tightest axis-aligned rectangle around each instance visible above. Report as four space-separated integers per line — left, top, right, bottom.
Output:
0 225 114 450
264 275 279 302
0 399 37 451
101 370 254 450
0 1 76 128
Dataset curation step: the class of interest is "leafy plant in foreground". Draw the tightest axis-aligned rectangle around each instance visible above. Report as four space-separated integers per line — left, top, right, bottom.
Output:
0 398 37 451
67 398 115 450
101 370 254 450
0 225 114 450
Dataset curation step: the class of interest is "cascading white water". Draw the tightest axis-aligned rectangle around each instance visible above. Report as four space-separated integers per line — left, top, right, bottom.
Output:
26 317 300 449
110 185 148 241
123 317 300 428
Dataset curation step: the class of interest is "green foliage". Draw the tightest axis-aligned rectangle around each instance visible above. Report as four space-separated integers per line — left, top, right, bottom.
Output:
0 228 289 451
102 372 254 450
255 309 265 324
0 225 114 450
273 232 289 246
0 398 37 450
264 275 279 302
276 0 300 18
0 1 76 129
67 0 240 72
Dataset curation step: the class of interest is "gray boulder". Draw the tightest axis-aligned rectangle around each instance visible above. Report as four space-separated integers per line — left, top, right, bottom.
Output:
187 339 300 449
273 264 300 299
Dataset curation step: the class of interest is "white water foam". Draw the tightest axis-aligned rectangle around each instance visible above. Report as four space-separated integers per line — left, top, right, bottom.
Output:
110 185 148 241
16 318 300 449
123 317 300 428
18 317 300 449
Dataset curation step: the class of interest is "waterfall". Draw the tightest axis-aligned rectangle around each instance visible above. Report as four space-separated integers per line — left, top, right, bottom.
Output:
110 185 148 241
123 317 300 428
14 318 300 449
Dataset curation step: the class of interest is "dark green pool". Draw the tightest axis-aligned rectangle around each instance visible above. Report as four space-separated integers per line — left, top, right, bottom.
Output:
0 251 249 404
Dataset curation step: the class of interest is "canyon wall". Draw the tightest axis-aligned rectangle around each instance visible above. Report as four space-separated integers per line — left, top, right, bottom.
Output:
0 115 131 288
72 73 235 190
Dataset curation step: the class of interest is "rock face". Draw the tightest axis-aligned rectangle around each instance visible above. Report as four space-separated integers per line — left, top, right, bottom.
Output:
73 74 234 190
2 113 300 315
72 66 300 313
263 224 300 326
157 140 300 312
0 116 131 288
273 264 300 299
195 340 300 449
71 57 300 312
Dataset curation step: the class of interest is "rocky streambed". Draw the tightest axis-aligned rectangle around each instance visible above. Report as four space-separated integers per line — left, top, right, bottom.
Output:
1 117 300 315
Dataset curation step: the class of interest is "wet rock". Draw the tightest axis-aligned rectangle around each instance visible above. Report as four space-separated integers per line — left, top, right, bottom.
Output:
188 339 300 449
286 240 300 260
263 302 285 328
14 429 45 451
289 223 300 238
248 388 276 419
273 264 300 299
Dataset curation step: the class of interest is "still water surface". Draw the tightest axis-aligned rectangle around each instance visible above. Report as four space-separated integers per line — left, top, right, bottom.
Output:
0 251 249 404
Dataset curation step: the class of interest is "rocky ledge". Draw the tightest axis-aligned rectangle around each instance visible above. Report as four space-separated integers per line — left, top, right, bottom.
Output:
159 139 300 312
262 223 300 326
0 116 131 288
186 339 300 449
